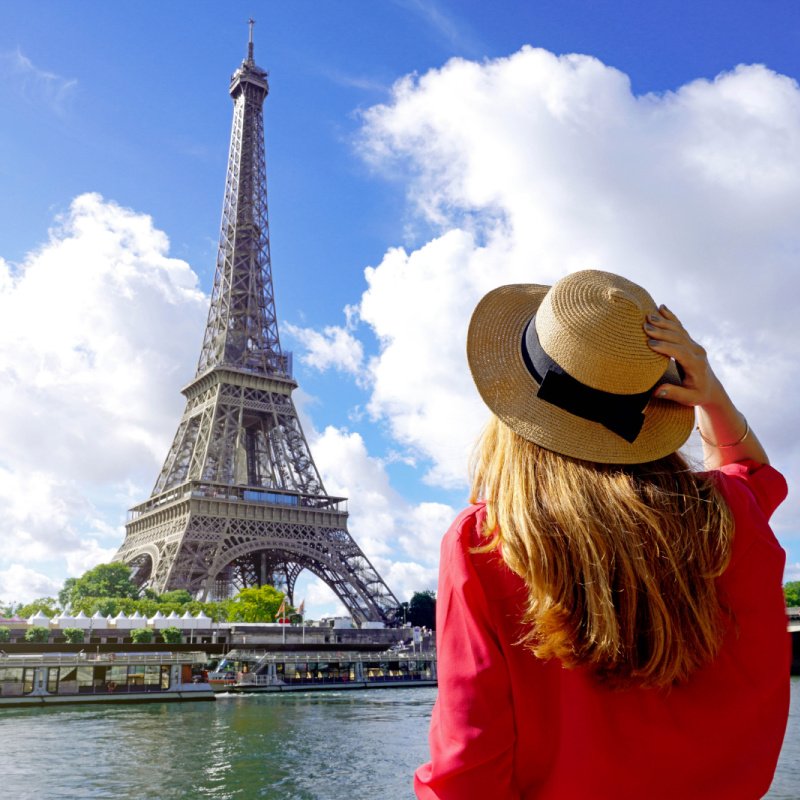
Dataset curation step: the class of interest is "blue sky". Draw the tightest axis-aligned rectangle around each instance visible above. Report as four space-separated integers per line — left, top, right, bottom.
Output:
1 1 799 617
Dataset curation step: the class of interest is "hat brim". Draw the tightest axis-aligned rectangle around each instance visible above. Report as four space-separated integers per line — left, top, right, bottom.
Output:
467 284 694 464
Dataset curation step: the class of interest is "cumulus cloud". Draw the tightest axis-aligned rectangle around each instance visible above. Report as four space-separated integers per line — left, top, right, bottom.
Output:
310 424 456 567
0 193 207 589
0 564 62 606
350 48 800 536
284 321 365 376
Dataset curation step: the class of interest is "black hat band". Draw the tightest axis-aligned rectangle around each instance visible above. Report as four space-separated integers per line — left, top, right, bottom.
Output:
521 317 665 444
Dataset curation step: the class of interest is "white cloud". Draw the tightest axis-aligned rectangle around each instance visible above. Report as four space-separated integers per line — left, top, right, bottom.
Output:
0 193 207 595
0 565 62 605
284 322 365 376
65 539 121 579
310 424 456 565
0 192 207 484
301 576 348 619
351 47 800 536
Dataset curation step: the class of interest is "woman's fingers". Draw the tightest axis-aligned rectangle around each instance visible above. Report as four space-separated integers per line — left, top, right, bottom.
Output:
657 304 681 325
653 381 697 407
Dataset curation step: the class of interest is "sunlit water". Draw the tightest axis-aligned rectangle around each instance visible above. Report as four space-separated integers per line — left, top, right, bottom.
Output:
3 681 800 799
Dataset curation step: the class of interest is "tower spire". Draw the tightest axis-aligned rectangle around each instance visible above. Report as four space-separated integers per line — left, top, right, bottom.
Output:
247 18 255 62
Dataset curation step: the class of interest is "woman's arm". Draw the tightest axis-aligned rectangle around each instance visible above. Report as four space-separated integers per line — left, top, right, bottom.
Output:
644 305 769 469
415 511 519 799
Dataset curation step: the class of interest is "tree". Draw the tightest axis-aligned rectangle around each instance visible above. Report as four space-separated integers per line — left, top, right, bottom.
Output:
0 626 10 642
130 628 153 643
58 578 77 609
62 627 85 644
784 582 800 607
161 626 182 644
61 563 139 607
24 626 50 643
409 590 437 630
158 590 193 605
16 598 60 619
226 585 287 622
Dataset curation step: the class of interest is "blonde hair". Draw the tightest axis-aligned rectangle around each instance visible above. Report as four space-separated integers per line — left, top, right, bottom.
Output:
471 416 734 689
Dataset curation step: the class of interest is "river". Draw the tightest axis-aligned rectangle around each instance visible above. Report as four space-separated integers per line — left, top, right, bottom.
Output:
2 681 799 799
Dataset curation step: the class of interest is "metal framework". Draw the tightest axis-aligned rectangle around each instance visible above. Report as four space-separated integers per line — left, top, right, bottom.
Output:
114 23 399 623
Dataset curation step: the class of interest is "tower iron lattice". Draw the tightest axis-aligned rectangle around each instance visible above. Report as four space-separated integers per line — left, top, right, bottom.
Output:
114 23 399 623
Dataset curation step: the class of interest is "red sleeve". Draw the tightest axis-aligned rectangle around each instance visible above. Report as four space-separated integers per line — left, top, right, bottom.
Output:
718 460 788 521
414 507 519 800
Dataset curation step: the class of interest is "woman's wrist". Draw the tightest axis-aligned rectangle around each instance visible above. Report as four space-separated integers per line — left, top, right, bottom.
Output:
694 403 769 468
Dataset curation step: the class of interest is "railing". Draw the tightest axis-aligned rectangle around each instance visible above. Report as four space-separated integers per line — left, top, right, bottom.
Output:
223 649 434 665
0 651 208 666
129 482 347 520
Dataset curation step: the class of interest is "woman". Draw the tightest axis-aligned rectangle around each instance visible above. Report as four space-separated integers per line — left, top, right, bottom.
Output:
414 270 789 800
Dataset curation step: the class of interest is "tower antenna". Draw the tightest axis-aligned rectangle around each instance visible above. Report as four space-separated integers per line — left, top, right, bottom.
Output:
248 18 255 61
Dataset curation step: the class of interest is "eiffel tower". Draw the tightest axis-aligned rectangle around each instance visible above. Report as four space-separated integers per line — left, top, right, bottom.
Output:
114 22 399 623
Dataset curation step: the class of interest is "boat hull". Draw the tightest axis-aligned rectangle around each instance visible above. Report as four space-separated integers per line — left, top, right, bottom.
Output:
0 688 215 707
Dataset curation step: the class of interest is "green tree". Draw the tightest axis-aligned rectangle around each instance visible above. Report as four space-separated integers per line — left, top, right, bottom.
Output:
226 585 287 622
61 563 139 607
159 590 193 605
24 626 50 643
409 590 437 630
0 626 10 642
130 628 153 643
161 626 182 644
16 597 61 619
784 582 800 607
62 627 85 644
58 578 77 609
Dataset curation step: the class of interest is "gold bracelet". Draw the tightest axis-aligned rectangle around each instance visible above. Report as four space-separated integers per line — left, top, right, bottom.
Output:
696 417 749 448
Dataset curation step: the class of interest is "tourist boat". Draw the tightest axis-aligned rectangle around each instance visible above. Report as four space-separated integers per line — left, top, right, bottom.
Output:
207 648 437 693
0 651 215 707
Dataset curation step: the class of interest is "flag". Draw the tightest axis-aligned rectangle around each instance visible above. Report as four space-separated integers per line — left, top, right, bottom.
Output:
298 599 305 617
275 597 286 620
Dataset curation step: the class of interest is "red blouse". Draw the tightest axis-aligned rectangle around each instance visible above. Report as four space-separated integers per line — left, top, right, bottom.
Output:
415 461 790 800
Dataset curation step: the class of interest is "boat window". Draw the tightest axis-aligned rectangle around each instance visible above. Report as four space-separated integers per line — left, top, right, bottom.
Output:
77 666 93 693
144 665 161 689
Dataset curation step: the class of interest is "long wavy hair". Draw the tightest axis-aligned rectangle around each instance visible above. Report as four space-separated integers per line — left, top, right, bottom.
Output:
471 415 734 689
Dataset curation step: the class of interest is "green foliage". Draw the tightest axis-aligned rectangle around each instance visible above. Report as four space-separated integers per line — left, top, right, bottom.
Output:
62 627 85 644
784 582 800 607
130 627 153 643
0 626 10 642
25 626 50 643
158 590 193 605
15 597 61 619
58 578 77 609
161 626 182 644
226 585 287 623
409 590 437 630
61 563 139 607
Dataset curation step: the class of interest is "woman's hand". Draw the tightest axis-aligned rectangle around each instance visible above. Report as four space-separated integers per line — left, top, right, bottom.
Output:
643 305 725 408
644 304 769 468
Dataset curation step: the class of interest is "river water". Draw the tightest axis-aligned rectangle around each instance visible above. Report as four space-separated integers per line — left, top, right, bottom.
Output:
3 681 800 799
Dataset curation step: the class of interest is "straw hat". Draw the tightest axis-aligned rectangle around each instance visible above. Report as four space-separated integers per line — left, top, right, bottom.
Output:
466 270 694 464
